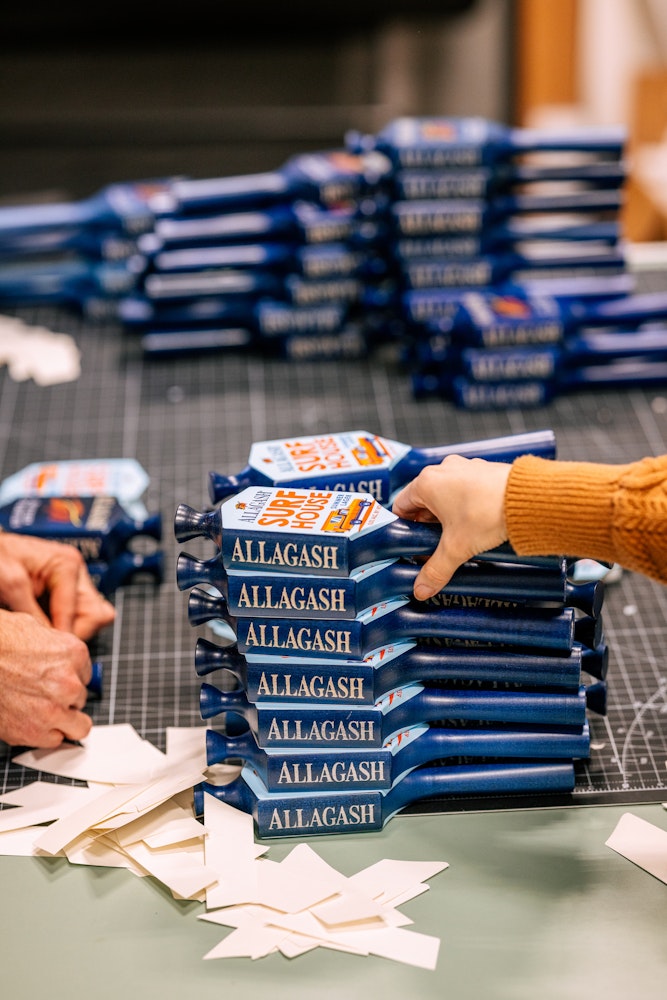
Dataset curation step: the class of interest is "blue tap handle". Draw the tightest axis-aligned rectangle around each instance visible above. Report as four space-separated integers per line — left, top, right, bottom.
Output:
198 682 589 743
87 661 103 699
0 180 173 239
177 551 602 618
192 634 606 698
87 550 164 595
204 721 590 791
188 589 576 656
194 758 576 835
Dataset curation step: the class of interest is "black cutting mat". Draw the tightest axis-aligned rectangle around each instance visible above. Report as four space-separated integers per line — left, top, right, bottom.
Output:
1 273 667 815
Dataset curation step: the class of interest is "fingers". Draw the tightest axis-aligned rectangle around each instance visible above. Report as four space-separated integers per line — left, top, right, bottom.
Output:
0 706 93 749
51 555 116 640
0 533 115 638
392 456 512 602
412 538 463 600
32 706 93 748
391 480 437 524
39 544 90 633
45 569 79 634
0 554 53 626
58 706 94 744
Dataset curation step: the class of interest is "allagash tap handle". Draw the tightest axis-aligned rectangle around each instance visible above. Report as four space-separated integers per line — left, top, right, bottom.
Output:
408 289 667 351
419 328 667 378
169 149 392 214
194 759 576 837
392 160 626 200
346 116 626 168
400 274 636 330
148 202 359 252
439 359 667 410
139 266 283 303
188 589 577 657
399 246 626 292
0 258 142 310
198 681 591 746
0 226 140 263
393 220 621 264
204 720 591 792
193 635 609 703
0 496 162 564
0 458 150 513
176 551 603 617
206 428 557 505
87 550 164 595
0 179 174 239
175 485 559 578
388 189 623 238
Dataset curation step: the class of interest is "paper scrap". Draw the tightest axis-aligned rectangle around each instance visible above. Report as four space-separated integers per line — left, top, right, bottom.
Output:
165 726 208 767
118 838 217 900
33 783 144 856
0 825 63 857
113 799 195 847
64 831 147 873
348 858 450 903
328 925 440 970
253 843 348 914
13 723 169 784
605 811 667 883
202 922 286 961
203 794 267 865
310 889 392 927
0 315 81 385
142 816 207 850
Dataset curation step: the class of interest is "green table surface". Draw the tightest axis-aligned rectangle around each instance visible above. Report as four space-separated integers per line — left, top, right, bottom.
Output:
2 802 666 1000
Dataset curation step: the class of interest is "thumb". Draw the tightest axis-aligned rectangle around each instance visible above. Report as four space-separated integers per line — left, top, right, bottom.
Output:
412 537 461 600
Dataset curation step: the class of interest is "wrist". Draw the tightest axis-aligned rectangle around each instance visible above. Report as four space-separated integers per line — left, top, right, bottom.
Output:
506 455 620 560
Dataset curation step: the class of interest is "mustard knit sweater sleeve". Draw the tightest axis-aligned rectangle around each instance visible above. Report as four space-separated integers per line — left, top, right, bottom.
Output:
505 454 667 584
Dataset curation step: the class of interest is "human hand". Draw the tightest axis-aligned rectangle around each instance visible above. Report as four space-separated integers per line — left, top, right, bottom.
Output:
391 455 512 600
0 532 116 640
0 609 93 746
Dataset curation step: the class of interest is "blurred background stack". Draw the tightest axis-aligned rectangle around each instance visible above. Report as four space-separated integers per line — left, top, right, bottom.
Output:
1 1 666 380
121 149 395 361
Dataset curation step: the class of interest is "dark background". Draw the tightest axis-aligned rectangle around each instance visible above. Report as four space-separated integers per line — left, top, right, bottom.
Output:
0 0 515 198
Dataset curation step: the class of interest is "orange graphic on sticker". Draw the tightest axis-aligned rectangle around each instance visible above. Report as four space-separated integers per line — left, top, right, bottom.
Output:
33 466 58 491
489 295 532 319
322 497 373 533
421 122 456 142
351 435 390 467
47 498 85 526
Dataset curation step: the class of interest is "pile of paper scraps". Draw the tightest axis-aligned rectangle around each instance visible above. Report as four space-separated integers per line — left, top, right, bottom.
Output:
0 723 447 968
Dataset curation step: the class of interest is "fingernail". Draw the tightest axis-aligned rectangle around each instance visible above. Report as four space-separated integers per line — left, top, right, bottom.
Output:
413 583 430 601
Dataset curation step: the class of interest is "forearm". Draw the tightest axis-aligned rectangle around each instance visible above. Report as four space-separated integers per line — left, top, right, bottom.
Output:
506 454 667 582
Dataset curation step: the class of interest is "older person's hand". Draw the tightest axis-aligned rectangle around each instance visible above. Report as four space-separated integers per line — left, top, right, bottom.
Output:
0 532 116 747
0 609 94 746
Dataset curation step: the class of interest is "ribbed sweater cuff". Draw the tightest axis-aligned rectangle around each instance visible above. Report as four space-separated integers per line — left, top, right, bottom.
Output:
505 455 624 561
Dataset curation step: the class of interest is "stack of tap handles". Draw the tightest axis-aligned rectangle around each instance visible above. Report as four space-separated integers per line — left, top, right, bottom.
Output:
174 429 607 839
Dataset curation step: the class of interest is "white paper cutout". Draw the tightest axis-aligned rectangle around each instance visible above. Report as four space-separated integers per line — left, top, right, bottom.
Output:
0 315 81 385
605 811 667 883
